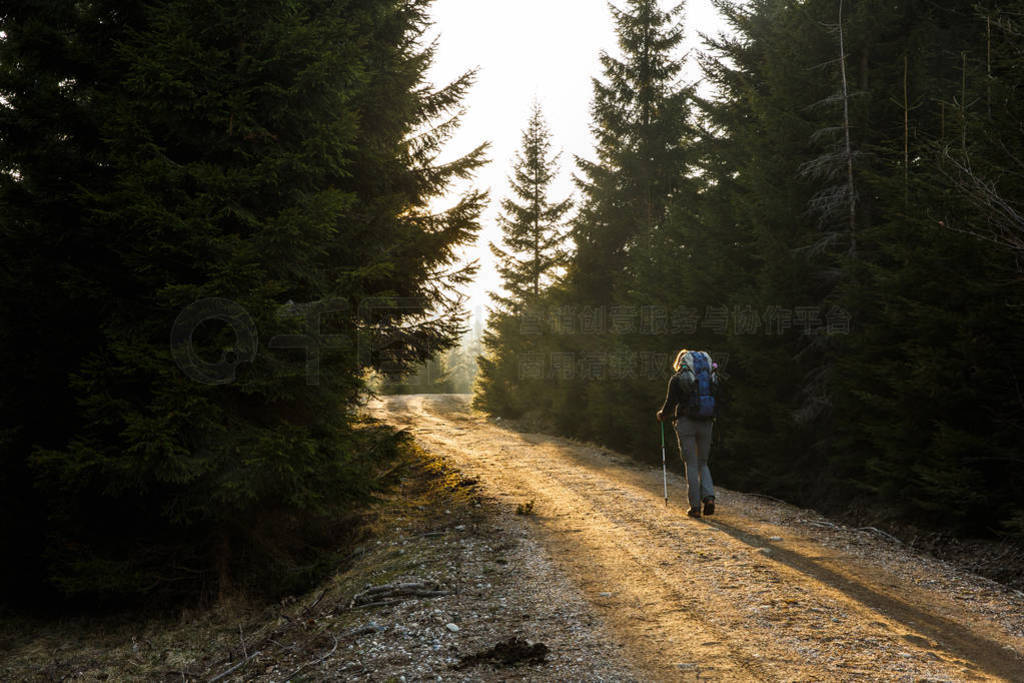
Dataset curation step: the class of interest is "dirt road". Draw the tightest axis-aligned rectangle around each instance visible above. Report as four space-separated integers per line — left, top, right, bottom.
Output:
372 394 1024 682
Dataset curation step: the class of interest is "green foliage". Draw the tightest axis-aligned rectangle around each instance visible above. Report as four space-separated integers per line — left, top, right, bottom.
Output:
480 0 1024 540
474 103 570 416
475 0 697 448
0 0 484 602
491 102 572 308
570 0 693 302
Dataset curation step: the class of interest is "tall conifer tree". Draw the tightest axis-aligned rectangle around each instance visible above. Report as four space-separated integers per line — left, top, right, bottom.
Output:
0 0 486 600
570 0 692 303
470 0 1024 545
490 103 571 311
693 0 1024 536
475 104 570 416
542 0 695 450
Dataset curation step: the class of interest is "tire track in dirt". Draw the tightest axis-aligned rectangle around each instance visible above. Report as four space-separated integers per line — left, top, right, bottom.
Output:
374 394 1024 682
703 518 1024 681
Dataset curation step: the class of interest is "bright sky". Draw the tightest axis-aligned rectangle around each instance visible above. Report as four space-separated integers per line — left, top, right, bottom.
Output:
423 0 732 328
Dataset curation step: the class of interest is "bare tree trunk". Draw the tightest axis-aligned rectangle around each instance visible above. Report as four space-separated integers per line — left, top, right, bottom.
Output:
987 16 992 120
838 0 856 254
961 50 968 152
533 173 540 297
217 530 233 604
904 53 909 207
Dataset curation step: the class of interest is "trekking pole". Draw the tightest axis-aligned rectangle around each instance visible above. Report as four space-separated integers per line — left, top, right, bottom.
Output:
660 421 668 505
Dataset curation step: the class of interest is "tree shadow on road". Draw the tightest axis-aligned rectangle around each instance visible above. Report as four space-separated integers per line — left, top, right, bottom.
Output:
701 517 1023 681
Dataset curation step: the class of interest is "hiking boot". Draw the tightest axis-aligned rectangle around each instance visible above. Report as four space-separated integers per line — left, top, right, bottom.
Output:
687 507 702 518
702 497 716 516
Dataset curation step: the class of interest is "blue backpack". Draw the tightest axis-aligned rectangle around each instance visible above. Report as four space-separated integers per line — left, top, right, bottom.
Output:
681 351 716 419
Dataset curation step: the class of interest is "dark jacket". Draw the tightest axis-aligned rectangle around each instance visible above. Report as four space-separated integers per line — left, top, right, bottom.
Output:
659 368 718 421
659 372 690 421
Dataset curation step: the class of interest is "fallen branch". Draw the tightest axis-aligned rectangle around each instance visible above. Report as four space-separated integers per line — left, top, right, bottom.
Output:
349 581 449 607
269 639 297 653
340 624 381 638
208 649 262 683
351 592 450 609
280 634 338 682
357 580 439 597
855 526 903 544
301 588 328 616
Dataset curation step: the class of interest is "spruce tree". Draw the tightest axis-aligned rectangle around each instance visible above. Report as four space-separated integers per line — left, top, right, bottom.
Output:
0 0 116 592
570 0 692 303
0 0 485 601
468 0 1024 543
498 0 699 449
828 0 1024 534
475 103 570 416
692 0 1024 535
490 103 571 311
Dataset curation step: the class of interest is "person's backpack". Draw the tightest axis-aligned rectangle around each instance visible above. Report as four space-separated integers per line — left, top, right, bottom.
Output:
678 351 717 419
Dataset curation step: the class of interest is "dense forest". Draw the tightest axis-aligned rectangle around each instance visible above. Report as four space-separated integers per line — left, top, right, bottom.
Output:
0 0 485 603
3 0 1023 610
476 0 1024 540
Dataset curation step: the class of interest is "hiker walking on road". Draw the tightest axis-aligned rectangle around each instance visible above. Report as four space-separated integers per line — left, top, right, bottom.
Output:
656 349 718 518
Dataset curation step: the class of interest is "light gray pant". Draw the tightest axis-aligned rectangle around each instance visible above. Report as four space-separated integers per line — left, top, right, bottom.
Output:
675 417 715 509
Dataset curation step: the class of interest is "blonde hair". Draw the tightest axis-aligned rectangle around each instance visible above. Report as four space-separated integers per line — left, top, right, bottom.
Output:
672 349 690 373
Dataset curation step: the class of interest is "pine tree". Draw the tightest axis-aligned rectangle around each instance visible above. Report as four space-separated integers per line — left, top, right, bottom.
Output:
0 0 117 594
490 103 571 311
467 0 1024 543
828 0 1024 534
474 103 570 416
799 0 862 256
490 0 700 448
692 0 1024 534
570 0 692 303
932 1 1024 259
0 0 485 601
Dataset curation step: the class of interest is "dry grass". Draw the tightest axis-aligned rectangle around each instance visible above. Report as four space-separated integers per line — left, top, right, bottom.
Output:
0 444 481 682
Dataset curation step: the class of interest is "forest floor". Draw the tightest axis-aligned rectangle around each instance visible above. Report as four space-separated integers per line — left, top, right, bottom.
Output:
2 392 1023 681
